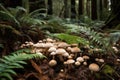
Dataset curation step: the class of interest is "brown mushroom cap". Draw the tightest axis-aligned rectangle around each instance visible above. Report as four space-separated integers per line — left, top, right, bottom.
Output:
70 47 81 53
75 61 81 66
83 62 87 65
71 43 78 47
46 38 54 42
56 48 66 55
44 43 54 48
50 52 56 56
99 59 104 63
89 63 100 72
33 43 45 48
48 47 57 52
67 59 75 64
62 52 69 57
76 57 84 62
49 59 57 66
58 42 69 48
83 55 90 60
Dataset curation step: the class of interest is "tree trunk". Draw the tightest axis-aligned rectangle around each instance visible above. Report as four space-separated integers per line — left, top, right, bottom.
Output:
102 0 120 30
91 0 97 20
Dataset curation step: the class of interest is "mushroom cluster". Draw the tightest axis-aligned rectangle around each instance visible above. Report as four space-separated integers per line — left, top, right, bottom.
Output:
20 38 103 72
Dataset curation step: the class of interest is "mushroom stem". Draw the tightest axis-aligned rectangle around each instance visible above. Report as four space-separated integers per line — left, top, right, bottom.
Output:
59 55 64 62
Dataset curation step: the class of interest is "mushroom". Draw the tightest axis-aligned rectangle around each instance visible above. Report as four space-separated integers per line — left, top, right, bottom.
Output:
89 63 100 72
98 59 104 63
49 59 57 66
76 57 84 62
117 59 120 62
46 38 54 42
95 58 99 61
75 61 81 66
70 47 81 58
50 52 56 59
83 55 90 60
83 61 87 66
56 48 66 61
66 56 75 71
48 47 57 52
58 42 69 48
71 43 78 47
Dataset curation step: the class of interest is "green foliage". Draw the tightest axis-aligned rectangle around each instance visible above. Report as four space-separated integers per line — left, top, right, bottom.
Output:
53 33 89 45
0 49 45 80
65 24 107 47
102 65 115 75
109 32 120 44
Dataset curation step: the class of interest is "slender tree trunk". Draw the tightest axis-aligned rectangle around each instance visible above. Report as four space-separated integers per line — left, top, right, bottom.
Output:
22 0 29 13
64 0 71 18
47 0 52 15
71 0 76 18
91 0 97 20
79 0 83 15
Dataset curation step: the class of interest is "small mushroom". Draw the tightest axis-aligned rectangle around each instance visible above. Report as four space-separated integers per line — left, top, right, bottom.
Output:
49 59 57 66
75 61 81 66
50 52 56 59
56 48 66 61
76 57 84 62
99 59 104 63
117 59 120 62
48 47 57 52
89 63 100 72
83 55 90 60
58 42 69 48
83 61 87 66
70 47 81 58
46 38 54 42
95 58 99 61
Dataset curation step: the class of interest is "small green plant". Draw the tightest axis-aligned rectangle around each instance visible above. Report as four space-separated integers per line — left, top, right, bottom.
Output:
53 33 89 45
0 49 45 80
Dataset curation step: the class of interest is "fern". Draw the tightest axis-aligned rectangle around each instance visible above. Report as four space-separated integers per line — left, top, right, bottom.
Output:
65 24 107 47
0 49 45 80
53 33 89 45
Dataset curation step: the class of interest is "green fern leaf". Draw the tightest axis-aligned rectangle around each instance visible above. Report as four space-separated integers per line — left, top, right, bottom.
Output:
0 73 13 80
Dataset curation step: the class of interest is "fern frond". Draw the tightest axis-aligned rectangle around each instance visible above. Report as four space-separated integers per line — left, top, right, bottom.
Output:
65 24 106 46
0 11 20 28
53 33 89 45
0 49 45 80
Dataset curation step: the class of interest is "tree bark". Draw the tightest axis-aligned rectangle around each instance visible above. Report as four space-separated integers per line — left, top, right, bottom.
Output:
102 0 120 30
91 0 97 20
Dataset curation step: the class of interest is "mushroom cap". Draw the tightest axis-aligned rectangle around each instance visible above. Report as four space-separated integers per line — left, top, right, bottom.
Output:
33 43 45 48
71 47 81 53
83 55 90 60
49 59 57 66
99 59 104 63
83 62 87 65
50 52 56 56
58 42 69 48
117 59 120 62
71 43 78 47
75 61 81 66
76 57 84 62
67 59 75 64
62 52 69 57
68 55 73 59
89 63 100 72
56 48 66 55
46 38 54 42
44 43 54 48
67 47 72 52
95 58 99 61
48 47 57 52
